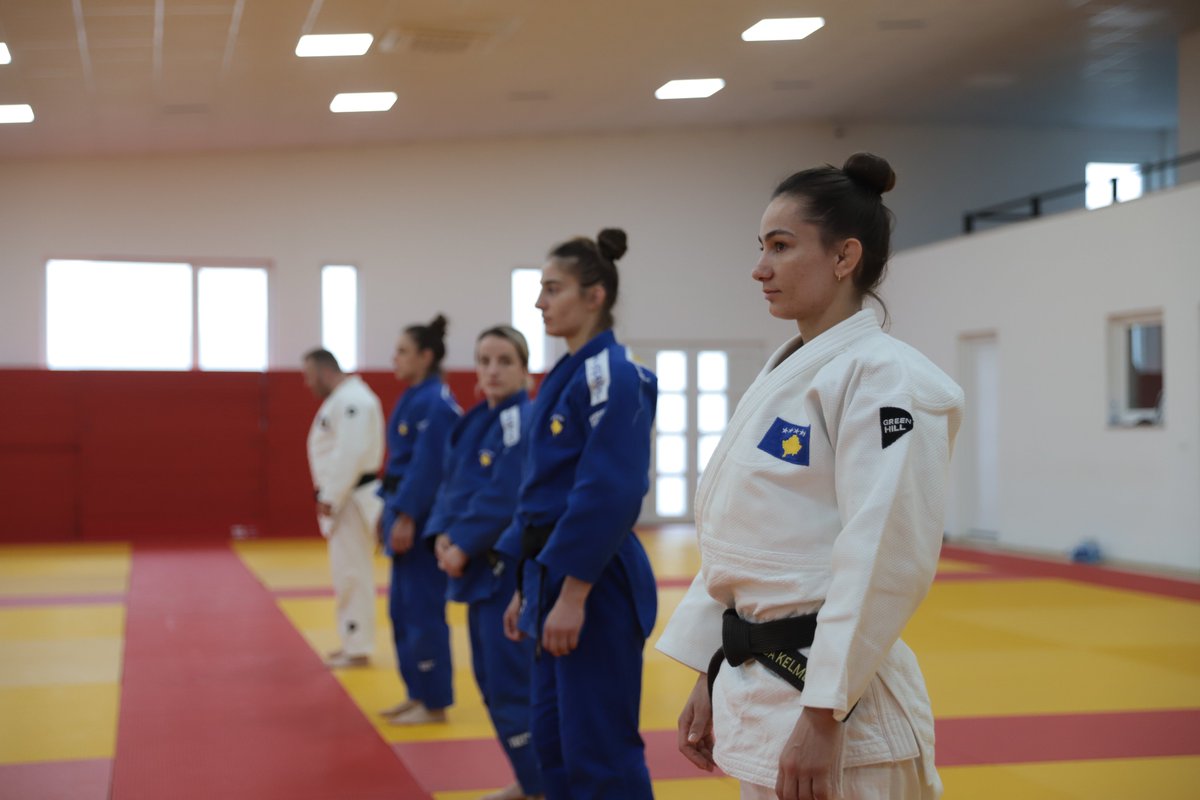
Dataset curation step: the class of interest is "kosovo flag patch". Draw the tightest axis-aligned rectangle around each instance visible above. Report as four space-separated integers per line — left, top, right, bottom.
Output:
757 417 811 466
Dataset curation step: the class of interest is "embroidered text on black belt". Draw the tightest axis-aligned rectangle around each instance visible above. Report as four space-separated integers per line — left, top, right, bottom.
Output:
707 609 818 700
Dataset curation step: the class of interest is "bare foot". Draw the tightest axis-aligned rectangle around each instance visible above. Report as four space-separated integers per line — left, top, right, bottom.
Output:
480 782 538 800
388 704 448 726
324 652 370 668
379 699 418 718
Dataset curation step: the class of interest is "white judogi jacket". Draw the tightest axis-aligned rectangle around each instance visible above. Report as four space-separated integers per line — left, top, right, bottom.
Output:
307 376 385 535
657 310 963 789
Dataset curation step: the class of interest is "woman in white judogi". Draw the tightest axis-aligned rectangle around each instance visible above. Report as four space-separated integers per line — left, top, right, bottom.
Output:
657 154 963 800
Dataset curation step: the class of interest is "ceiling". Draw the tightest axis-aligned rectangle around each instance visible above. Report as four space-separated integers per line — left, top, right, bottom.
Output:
0 0 1196 159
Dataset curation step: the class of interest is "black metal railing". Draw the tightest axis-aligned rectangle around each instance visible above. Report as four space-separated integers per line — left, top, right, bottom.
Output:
963 150 1200 234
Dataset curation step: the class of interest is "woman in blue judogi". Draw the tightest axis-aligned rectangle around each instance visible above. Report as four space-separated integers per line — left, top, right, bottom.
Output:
378 314 460 725
498 229 658 800
424 325 543 800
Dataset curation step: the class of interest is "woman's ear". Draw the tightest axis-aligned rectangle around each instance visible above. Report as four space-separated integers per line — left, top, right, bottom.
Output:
584 283 607 312
835 239 864 282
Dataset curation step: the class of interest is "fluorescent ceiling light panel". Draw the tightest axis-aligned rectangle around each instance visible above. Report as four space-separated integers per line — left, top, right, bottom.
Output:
0 43 11 64
330 91 397 113
742 17 825 42
655 79 725 100
296 33 373 57
0 104 34 123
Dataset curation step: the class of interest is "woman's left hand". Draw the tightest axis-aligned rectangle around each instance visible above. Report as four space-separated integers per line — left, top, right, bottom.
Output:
438 543 468 578
541 576 592 656
775 706 845 800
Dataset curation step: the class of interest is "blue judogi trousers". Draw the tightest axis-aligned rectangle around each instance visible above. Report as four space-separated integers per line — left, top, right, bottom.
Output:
530 563 653 800
467 565 543 794
386 510 453 710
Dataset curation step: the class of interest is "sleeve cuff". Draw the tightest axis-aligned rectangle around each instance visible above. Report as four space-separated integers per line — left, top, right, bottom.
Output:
653 573 725 673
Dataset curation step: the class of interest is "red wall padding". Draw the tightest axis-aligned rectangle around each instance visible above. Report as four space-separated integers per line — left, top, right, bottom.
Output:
0 369 485 543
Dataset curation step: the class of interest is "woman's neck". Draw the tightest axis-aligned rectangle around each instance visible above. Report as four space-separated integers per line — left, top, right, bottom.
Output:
486 388 520 409
566 324 606 355
796 300 861 344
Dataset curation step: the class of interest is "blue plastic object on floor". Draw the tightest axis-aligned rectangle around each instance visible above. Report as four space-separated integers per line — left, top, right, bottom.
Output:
1071 539 1104 564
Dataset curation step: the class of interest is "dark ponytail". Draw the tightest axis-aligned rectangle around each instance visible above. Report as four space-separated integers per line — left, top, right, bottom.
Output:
405 314 448 374
548 228 627 330
773 152 896 317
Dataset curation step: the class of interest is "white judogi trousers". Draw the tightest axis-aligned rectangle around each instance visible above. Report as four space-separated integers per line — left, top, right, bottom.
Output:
739 757 941 799
322 482 382 657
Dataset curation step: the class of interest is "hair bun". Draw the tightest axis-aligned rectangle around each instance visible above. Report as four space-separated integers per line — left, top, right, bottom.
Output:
596 228 628 262
429 314 448 337
843 153 896 195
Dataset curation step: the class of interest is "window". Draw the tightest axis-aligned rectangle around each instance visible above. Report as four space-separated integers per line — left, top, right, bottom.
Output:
47 260 193 370
696 350 729 472
198 267 268 371
645 348 734 520
321 265 359 372
46 259 268 371
512 268 549 372
655 351 689 517
1108 313 1163 427
1086 162 1143 210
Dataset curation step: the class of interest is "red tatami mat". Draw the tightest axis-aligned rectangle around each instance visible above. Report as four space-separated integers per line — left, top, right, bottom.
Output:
937 708 1200 767
0 758 111 800
110 545 429 800
940 544 1200 601
395 729 728 793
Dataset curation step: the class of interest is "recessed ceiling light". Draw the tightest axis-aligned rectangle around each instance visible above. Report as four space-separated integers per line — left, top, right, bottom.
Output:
296 33 374 58
742 18 825 42
655 79 725 100
0 104 34 124
0 43 11 65
329 92 397 113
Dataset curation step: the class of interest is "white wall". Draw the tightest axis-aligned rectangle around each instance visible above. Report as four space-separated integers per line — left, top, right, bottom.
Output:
1180 28 1200 182
0 119 1170 370
886 183 1200 572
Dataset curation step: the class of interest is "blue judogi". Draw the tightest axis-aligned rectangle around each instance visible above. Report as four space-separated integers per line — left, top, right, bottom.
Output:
424 390 542 795
496 330 657 800
379 375 460 711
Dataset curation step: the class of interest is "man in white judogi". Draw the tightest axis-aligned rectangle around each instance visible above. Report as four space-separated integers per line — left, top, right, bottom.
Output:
304 349 384 669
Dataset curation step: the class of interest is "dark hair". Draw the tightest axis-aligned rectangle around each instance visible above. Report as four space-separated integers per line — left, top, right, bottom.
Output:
477 324 530 369
303 348 341 372
404 314 448 374
772 152 896 314
548 228 627 330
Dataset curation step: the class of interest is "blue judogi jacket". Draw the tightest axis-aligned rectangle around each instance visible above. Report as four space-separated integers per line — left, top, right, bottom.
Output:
379 375 461 555
497 330 658 638
424 390 530 603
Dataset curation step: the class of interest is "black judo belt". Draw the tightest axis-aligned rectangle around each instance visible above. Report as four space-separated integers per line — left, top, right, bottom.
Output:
515 523 555 599
707 609 818 700
381 475 400 494
520 523 555 559
517 522 556 659
314 473 377 501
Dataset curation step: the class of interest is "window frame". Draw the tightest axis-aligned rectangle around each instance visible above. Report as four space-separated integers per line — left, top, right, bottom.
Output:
1106 310 1164 428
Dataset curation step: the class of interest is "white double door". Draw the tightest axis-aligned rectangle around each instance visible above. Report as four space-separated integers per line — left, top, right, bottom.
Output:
629 342 762 524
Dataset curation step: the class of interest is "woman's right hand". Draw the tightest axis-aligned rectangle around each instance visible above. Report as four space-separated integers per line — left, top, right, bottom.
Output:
502 590 524 642
389 515 415 554
677 672 716 772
